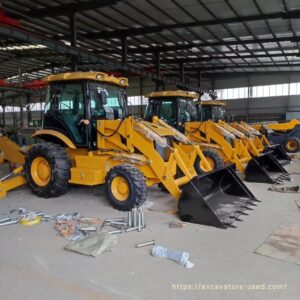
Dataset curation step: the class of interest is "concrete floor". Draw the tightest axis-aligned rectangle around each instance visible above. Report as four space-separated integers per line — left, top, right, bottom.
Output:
0 161 299 300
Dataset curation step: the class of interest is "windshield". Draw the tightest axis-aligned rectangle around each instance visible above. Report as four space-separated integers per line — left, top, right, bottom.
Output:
178 98 198 122
88 82 126 119
199 105 225 121
144 97 199 125
144 98 177 125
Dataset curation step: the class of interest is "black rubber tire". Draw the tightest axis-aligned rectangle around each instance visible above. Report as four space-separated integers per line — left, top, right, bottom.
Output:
25 142 71 198
105 164 147 211
284 136 300 153
194 149 225 174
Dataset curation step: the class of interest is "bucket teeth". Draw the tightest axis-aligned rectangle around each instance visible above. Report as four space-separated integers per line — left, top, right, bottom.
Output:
237 210 249 216
228 223 238 228
230 216 243 222
246 201 257 206
254 199 261 203
241 205 253 211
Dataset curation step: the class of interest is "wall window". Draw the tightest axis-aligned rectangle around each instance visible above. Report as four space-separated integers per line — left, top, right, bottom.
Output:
127 96 148 106
216 82 300 100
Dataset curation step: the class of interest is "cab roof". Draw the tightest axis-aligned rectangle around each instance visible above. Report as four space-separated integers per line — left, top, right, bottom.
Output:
197 100 226 106
146 90 199 99
43 71 129 87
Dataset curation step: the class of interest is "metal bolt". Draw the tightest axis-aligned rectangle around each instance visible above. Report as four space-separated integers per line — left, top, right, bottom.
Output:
138 211 142 232
0 217 11 223
132 208 137 227
0 219 19 226
80 226 97 232
136 240 155 248
108 229 122 234
140 208 145 228
126 226 138 232
128 211 132 227
105 218 125 222
110 221 127 225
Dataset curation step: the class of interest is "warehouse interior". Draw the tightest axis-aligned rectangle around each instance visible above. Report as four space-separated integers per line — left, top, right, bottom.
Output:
0 1 299 300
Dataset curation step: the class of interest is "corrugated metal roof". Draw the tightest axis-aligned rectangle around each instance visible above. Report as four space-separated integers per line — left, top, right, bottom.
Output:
0 0 299 85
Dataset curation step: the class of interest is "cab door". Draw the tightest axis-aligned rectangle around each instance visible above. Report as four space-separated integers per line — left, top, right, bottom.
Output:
43 81 88 146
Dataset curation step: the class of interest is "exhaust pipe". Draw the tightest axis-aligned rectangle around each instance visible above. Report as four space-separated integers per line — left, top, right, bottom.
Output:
178 166 258 229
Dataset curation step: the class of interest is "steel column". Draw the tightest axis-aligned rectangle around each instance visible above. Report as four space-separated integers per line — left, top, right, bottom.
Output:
70 13 78 71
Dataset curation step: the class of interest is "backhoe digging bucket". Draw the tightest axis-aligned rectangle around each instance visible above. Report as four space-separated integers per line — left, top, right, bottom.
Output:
178 166 258 229
245 152 289 184
265 144 291 166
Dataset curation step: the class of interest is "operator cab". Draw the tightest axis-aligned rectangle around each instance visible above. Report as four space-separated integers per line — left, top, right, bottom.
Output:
144 90 199 131
198 100 226 122
43 72 128 148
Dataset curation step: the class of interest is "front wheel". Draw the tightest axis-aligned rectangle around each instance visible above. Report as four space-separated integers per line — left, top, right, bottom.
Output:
284 136 300 153
194 149 225 174
105 164 147 211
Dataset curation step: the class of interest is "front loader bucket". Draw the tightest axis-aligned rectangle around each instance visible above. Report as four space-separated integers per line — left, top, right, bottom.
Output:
245 152 289 184
265 144 291 166
178 166 258 229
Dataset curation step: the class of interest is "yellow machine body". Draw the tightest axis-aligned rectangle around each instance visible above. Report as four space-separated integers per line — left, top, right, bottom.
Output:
252 119 300 132
185 120 252 173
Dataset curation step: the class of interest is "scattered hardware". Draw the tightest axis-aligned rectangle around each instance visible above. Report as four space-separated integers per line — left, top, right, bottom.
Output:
167 221 186 228
296 199 300 208
136 240 155 248
268 185 299 193
55 220 81 240
80 226 97 232
0 219 19 226
101 208 145 234
126 227 138 232
20 215 43 226
0 217 11 223
152 245 194 269
0 207 101 241
55 215 101 240
108 229 122 234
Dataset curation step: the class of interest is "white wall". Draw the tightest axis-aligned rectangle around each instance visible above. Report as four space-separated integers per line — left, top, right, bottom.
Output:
214 72 300 122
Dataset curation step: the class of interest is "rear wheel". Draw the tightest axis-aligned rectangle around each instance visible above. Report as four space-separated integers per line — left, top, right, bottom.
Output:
284 136 300 153
194 149 225 174
105 164 147 211
25 143 71 197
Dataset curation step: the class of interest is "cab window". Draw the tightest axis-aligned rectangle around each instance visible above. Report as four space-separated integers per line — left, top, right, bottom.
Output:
178 98 198 122
89 83 125 119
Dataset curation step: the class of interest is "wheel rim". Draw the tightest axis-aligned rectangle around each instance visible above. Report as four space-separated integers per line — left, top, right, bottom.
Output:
111 176 130 201
200 156 216 172
31 157 51 187
286 140 298 152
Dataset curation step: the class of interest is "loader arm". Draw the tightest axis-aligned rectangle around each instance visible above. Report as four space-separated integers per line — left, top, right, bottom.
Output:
97 117 198 200
235 122 291 164
185 121 252 173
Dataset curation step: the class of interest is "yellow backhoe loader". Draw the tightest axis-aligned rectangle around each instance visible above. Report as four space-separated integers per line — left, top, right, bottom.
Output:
197 100 291 165
0 72 259 228
252 119 300 153
231 121 291 164
145 92 289 184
